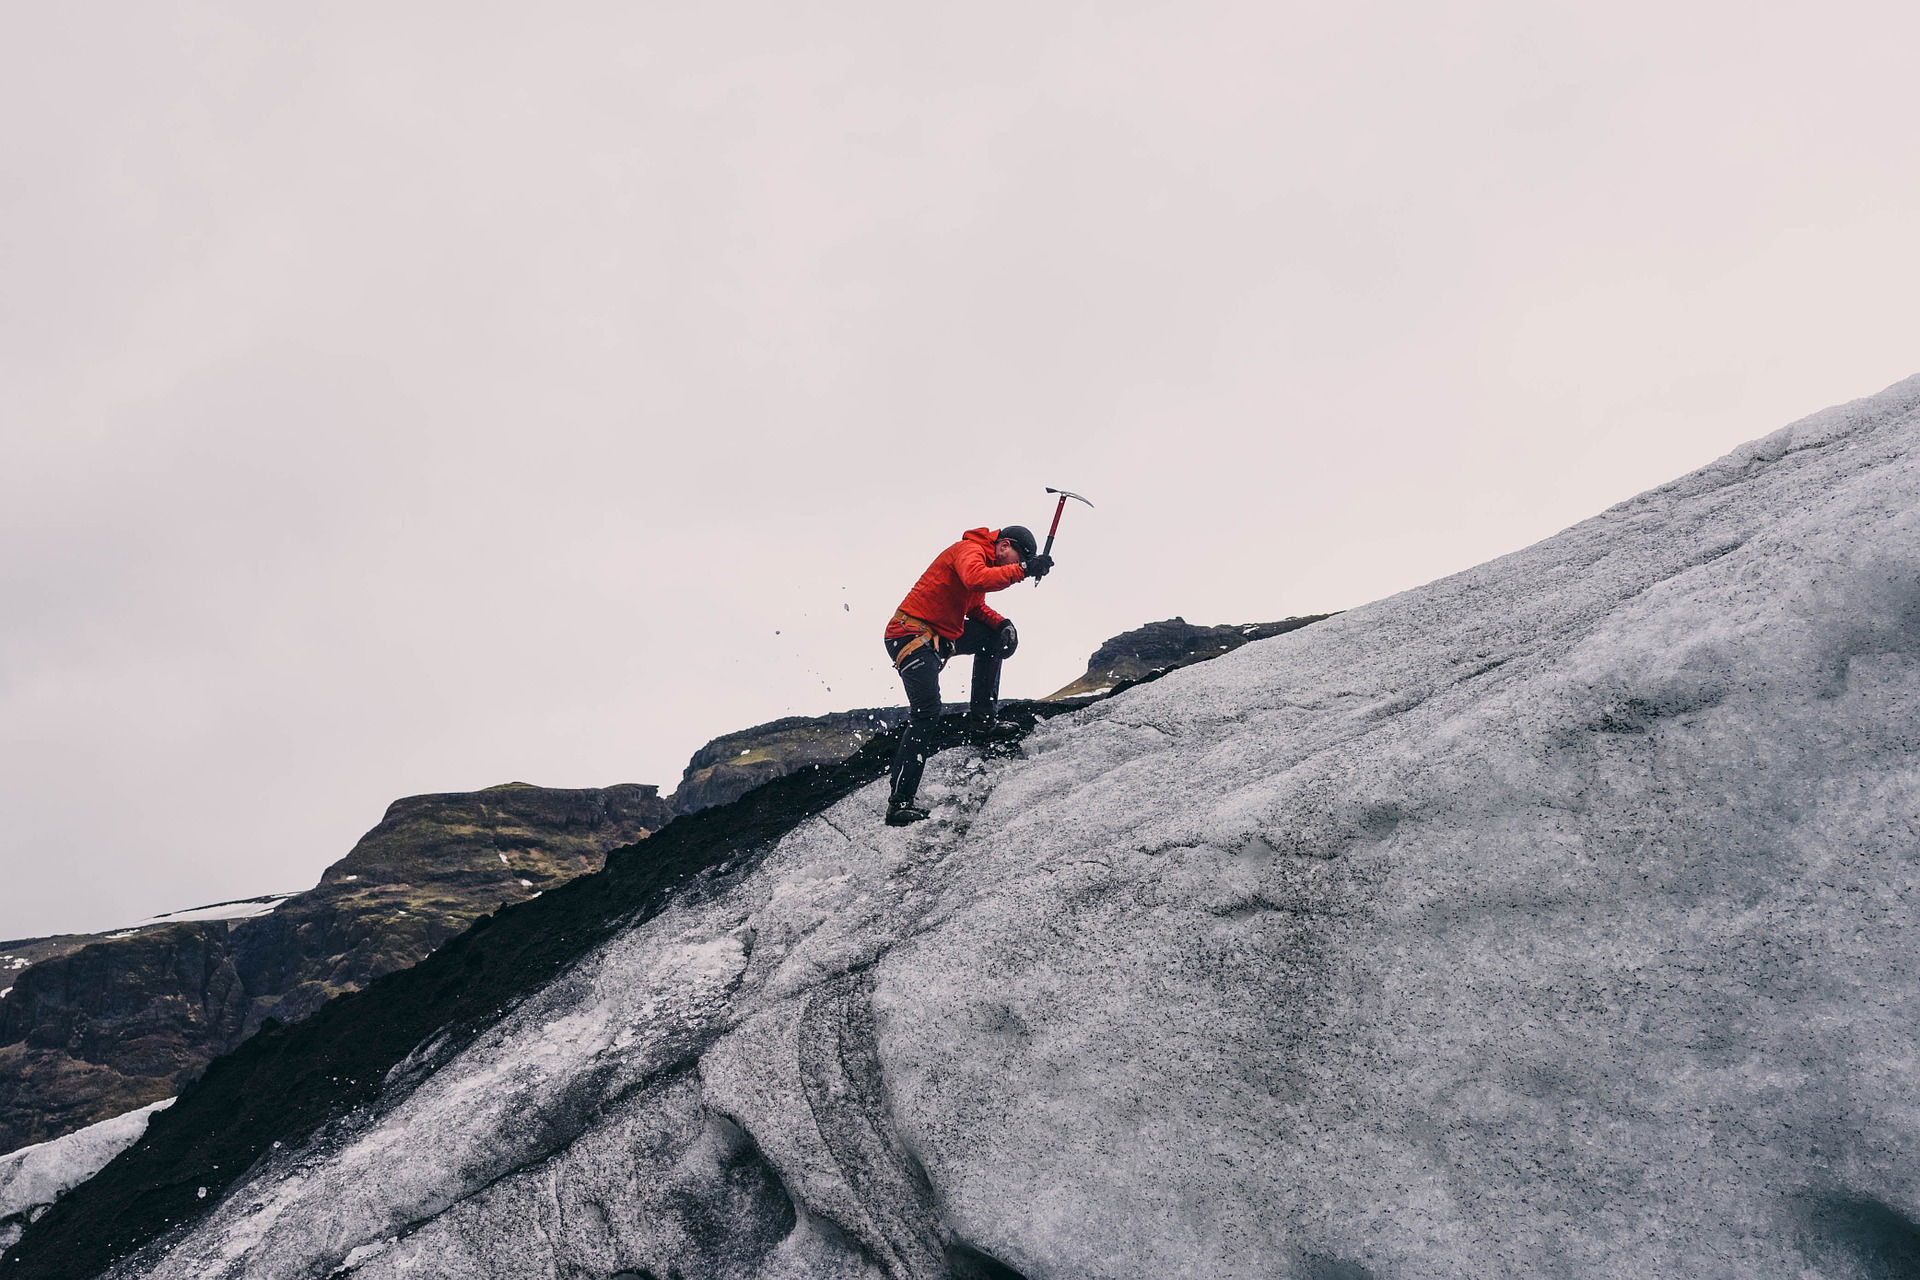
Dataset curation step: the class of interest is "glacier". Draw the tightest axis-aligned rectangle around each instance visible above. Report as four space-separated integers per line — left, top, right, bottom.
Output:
36 375 1920 1277
0 1101 171 1262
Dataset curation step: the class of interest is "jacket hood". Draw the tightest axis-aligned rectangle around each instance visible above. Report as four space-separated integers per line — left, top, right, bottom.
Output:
963 527 999 548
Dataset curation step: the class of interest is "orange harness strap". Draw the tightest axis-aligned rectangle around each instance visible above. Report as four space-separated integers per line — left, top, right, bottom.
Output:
889 609 949 669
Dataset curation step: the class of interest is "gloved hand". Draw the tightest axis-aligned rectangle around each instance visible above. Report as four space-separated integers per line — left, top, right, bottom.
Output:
1023 553 1054 580
992 620 1019 659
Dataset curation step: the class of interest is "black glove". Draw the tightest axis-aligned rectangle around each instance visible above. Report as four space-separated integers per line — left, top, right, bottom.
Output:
992 620 1019 659
1023 553 1054 580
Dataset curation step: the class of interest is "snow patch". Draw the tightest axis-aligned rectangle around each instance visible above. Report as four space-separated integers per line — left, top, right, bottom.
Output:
341 1239 395 1269
1 1099 174 1262
138 894 296 926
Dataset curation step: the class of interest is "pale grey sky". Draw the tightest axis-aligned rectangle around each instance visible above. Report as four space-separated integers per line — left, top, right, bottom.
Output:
3 1 1916 940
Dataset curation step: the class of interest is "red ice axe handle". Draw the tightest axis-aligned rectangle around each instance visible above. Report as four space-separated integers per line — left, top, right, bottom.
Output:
1042 495 1068 557
1034 486 1094 586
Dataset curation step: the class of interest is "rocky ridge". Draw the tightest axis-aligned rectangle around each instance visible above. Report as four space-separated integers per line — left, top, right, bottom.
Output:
1044 614 1332 699
672 709 910 816
0 783 669 1155
670 617 1333 817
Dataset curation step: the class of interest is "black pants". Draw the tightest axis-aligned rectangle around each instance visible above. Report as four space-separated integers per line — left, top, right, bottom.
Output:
884 618 1004 809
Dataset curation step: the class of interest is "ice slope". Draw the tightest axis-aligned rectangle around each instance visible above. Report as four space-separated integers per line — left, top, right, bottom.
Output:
112 375 1920 1279
0 1102 171 1261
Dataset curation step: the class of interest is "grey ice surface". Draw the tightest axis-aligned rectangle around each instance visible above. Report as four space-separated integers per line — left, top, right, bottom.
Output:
113 374 1920 1278
0 1101 171 1262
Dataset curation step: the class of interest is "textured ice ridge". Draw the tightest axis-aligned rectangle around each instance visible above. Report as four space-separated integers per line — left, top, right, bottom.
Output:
0 1101 172 1263
114 373 1920 1279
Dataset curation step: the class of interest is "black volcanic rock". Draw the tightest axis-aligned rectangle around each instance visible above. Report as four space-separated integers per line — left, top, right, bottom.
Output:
668 619 1336 816
670 709 908 816
0 783 669 1156
1045 614 1332 699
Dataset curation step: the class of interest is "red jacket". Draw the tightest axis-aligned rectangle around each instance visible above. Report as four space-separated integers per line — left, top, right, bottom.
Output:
886 528 1027 640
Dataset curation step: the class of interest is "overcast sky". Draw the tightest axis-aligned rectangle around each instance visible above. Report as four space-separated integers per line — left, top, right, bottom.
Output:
4 2 1916 940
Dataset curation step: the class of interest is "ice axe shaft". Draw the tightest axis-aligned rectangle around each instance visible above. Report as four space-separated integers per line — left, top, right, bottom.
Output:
1035 486 1093 585
1041 486 1093 555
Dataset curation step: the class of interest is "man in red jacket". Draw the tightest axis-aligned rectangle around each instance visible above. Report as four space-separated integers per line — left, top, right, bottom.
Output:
882 524 1054 825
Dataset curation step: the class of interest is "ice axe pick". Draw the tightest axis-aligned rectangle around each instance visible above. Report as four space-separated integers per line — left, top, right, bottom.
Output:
1034 486 1094 586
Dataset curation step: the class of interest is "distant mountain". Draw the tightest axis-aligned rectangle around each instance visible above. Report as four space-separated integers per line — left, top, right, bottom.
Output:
0 783 668 1155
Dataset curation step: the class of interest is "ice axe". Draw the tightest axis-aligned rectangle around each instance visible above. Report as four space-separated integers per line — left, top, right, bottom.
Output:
1033 486 1094 585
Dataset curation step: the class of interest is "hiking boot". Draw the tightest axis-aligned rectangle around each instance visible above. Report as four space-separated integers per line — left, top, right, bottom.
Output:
972 735 1023 760
968 716 1023 758
885 804 931 827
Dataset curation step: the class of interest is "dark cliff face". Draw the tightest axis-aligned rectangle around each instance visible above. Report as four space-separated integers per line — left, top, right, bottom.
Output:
0 783 669 1156
0 925 243 1151
670 709 909 816
1045 614 1332 699
233 782 671 1029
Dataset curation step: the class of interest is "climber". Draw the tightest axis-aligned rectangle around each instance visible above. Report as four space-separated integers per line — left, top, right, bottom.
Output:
882 525 1053 826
